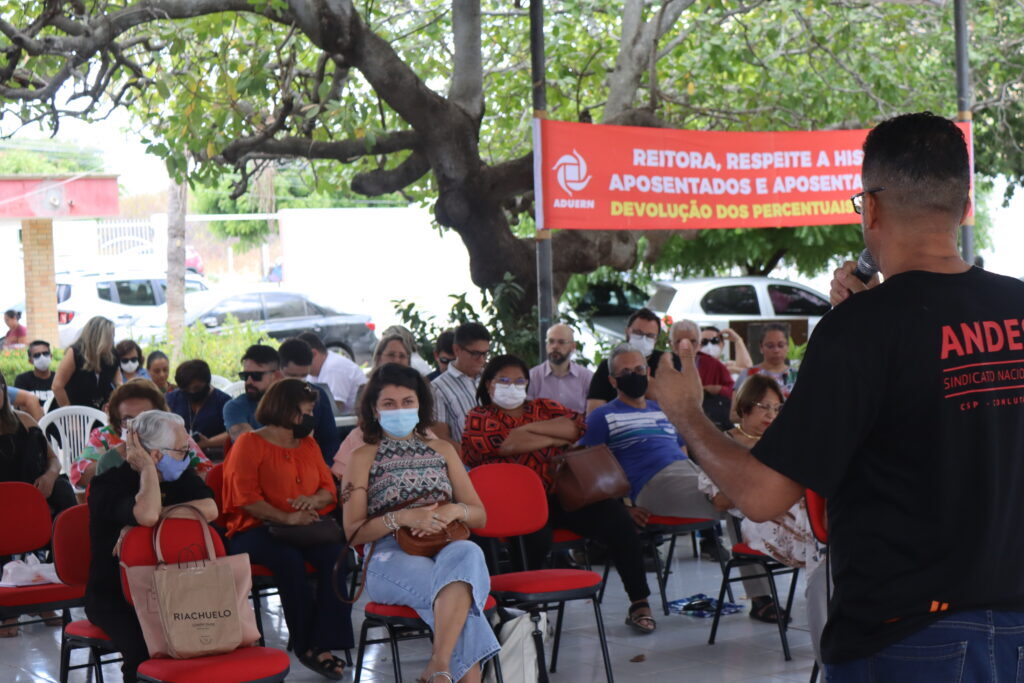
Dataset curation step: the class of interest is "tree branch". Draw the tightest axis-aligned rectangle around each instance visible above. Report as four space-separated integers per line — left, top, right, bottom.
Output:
351 151 430 195
220 129 419 165
449 0 483 121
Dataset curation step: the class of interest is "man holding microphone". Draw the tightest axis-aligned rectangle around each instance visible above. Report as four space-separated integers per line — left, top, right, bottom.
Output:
652 112 1024 680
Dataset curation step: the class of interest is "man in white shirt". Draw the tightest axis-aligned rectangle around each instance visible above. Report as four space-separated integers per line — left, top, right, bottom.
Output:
432 322 491 444
297 331 367 414
527 323 593 414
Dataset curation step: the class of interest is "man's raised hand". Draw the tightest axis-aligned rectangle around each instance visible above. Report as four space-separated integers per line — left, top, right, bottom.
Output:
650 342 704 415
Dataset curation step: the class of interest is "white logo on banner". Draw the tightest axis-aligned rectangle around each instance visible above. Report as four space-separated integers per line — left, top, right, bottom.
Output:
553 150 592 196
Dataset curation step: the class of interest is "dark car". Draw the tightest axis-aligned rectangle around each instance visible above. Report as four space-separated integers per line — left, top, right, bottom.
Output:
573 281 650 338
139 289 377 364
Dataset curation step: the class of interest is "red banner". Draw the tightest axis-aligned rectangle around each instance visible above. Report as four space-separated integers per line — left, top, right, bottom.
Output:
533 119 972 231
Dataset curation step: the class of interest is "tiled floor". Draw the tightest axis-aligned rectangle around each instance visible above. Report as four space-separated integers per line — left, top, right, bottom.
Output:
0 547 818 682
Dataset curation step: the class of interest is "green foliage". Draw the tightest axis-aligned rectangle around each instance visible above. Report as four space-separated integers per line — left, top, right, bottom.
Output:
0 347 63 387
140 316 278 379
0 141 104 175
393 273 541 367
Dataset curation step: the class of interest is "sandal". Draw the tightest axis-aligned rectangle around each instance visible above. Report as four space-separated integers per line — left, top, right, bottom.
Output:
418 673 454 683
297 649 345 680
0 618 19 638
36 611 63 627
750 596 791 624
625 600 657 634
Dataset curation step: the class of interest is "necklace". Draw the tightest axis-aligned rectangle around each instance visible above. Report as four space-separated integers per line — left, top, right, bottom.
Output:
735 426 760 441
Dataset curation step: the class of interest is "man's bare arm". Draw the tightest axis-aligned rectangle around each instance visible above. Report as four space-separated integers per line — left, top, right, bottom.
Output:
651 349 802 522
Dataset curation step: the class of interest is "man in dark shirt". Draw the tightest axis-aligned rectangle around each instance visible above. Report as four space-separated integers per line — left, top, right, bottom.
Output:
585 308 664 414
14 340 54 406
86 410 215 682
651 112 1024 680
278 338 341 467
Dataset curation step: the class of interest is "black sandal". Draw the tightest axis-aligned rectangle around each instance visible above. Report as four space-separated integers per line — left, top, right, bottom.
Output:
298 650 345 680
625 600 657 634
750 596 792 624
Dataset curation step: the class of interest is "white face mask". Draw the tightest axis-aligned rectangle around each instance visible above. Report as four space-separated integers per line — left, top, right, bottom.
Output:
33 354 52 371
492 384 527 410
703 343 722 359
120 360 139 374
628 334 656 358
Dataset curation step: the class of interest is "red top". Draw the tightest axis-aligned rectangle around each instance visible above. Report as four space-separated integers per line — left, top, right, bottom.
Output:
222 432 337 537
461 398 586 491
696 351 734 398
4 324 27 344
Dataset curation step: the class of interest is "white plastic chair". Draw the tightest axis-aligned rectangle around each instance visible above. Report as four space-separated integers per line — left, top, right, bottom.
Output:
37 406 108 476
223 381 246 398
210 374 233 391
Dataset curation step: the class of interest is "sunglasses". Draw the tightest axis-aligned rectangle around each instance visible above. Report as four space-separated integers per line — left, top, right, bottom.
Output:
700 337 722 346
120 357 140 363
31 352 51 359
239 371 266 382
438 356 456 364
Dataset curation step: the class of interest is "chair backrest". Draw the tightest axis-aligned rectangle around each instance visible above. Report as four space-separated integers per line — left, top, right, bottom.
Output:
805 489 827 544
210 374 232 391
37 405 108 475
224 381 245 398
119 516 227 605
0 482 53 555
468 464 549 538
53 504 91 586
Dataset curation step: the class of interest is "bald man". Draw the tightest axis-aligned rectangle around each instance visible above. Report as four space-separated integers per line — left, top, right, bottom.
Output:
527 323 593 413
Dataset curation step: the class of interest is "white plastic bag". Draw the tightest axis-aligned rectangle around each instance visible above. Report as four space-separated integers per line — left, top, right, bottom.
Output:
0 554 61 587
485 609 550 683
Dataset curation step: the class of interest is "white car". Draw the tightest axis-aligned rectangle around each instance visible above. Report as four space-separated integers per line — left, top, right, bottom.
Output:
28 269 209 347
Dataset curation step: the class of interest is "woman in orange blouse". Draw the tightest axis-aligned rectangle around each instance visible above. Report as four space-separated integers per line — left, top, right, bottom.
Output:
461 355 656 633
223 379 352 680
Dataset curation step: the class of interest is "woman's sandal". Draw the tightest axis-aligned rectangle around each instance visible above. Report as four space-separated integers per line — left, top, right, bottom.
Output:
417 673 454 683
0 618 19 638
297 650 345 681
625 600 657 634
749 596 792 624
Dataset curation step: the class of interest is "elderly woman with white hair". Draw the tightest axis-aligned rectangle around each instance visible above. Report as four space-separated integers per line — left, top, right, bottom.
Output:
669 319 735 430
85 410 217 683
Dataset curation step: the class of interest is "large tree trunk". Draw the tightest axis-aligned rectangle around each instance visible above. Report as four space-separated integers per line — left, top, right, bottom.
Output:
166 180 188 360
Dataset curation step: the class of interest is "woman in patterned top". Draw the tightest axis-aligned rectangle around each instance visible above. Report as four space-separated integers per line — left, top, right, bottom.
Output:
343 363 496 683
72 379 211 489
461 354 656 634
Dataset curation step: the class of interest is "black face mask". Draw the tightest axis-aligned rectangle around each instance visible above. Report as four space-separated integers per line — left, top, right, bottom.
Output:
616 372 649 399
184 386 210 404
293 413 316 439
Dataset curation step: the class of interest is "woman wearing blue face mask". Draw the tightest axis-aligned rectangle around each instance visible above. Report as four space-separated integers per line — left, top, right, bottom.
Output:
85 410 218 682
462 354 656 633
343 363 496 683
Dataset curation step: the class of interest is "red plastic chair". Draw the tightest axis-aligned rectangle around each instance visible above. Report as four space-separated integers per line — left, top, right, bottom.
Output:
53 504 121 683
805 489 828 544
0 482 84 629
470 464 613 682
118 517 290 683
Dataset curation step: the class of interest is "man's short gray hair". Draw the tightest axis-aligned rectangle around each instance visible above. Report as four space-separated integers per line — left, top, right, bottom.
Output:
669 319 699 342
609 343 645 374
133 410 185 451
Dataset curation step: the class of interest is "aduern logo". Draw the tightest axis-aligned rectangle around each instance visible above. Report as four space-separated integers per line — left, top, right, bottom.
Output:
553 150 592 197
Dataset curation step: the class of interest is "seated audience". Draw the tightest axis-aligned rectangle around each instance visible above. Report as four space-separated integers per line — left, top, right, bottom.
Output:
223 344 283 441
115 340 149 382
223 379 353 679
528 323 593 414
144 350 175 393
298 331 366 415
2 309 28 348
278 338 340 466
53 316 121 409
586 308 664 414
736 324 798 397
670 320 735 430
165 359 231 453
462 354 657 634
426 329 455 382
343 363 498 682
698 374 823 625
432 322 490 445
380 324 432 375
86 410 217 682
700 325 753 373
582 344 783 622
14 340 55 406
74 379 211 489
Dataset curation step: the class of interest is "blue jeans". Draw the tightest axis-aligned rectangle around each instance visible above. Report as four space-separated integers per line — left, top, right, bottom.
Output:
365 535 500 681
827 610 1024 682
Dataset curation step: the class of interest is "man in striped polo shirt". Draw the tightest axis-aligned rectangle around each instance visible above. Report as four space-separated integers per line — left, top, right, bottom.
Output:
431 322 491 444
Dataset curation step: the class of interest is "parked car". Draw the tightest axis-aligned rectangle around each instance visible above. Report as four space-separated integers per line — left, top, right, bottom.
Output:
137 289 378 365
15 269 210 347
572 281 650 339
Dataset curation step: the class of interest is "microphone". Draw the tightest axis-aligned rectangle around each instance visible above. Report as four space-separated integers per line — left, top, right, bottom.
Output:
853 249 878 284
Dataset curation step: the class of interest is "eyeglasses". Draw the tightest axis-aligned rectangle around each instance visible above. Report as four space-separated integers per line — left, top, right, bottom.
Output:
463 349 489 360
30 352 51 359
162 446 192 458
494 377 528 386
700 337 722 346
438 356 456 365
850 187 886 215
753 402 784 415
239 371 266 382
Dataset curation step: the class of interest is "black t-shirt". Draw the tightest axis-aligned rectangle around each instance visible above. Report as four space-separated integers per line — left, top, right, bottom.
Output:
14 371 54 405
85 462 212 614
586 350 665 402
752 267 1024 663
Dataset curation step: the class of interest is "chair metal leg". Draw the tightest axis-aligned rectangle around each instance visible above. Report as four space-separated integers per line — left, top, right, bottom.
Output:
691 530 699 558
810 660 819 683
715 525 735 603
598 562 611 603
708 560 734 644
59 633 71 683
92 646 106 683
784 567 801 628
354 619 372 683
591 598 615 683
251 589 266 647
385 624 404 682
649 537 670 616
764 564 792 661
549 602 566 672
529 610 550 683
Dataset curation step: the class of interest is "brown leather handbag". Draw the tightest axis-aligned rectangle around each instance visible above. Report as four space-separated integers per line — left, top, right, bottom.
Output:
394 517 471 557
552 444 631 512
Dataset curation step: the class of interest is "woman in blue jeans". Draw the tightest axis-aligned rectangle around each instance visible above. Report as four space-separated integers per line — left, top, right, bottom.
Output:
343 363 498 683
